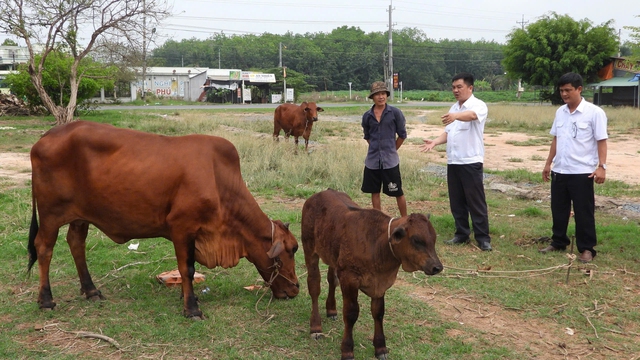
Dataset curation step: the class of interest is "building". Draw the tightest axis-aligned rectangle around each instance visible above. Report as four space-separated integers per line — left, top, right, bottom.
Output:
591 57 640 108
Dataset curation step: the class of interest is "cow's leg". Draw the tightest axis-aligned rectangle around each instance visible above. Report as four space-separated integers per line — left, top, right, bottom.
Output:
340 281 360 360
371 296 388 360
305 252 323 338
304 135 310 154
273 122 281 142
293 136 299 154
325 266 338 319
171 235 203 319
34 223 60 309
67 221 105 301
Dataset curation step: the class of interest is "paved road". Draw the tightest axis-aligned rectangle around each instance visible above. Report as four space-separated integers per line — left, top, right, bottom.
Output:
97 101 453 111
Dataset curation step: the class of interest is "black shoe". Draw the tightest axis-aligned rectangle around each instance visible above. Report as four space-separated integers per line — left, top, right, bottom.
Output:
478 241 492 251
539 245 564 254
446 237 470 245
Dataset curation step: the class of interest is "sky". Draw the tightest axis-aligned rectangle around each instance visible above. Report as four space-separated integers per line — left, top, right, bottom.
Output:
0 0 637 47
157 0 639 45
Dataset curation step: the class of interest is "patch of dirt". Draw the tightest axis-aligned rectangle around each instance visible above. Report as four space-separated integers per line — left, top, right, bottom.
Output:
407 123 640 186
398 280 616 359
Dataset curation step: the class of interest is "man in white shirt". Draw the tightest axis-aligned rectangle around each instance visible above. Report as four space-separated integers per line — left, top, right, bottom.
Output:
539 72 608 263
420 73 491 251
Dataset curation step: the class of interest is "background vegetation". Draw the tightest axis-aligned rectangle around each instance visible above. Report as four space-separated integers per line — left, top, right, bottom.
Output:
0 106 639 359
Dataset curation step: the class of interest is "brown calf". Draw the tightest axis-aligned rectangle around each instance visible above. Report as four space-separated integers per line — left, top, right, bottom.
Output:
273 102 324 153
301 189 442 360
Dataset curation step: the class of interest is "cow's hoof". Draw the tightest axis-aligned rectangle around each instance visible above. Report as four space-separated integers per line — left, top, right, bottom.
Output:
327 314 337 320
38 302 56 310
376 353 389 360
184 309 204 320
87 292 106 301
310 332 323 340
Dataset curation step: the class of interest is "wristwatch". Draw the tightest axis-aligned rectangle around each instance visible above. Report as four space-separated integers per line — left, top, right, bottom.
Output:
599 164 607 170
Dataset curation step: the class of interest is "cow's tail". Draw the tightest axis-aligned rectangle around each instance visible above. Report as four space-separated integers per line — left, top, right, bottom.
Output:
27 193 38 275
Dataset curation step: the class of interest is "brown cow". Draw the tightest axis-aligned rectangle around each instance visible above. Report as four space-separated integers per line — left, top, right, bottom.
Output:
273 102 324 153
28 121 300 319
301 189 442 360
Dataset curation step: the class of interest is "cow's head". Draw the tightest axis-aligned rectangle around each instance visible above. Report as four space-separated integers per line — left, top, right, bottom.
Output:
389 214 443 275
301 102 324 122
261 220 300 299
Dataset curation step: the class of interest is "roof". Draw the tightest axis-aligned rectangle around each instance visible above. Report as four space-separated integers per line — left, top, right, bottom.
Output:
588 76 639 88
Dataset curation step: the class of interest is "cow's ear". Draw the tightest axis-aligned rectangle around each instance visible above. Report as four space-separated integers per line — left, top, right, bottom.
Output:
391 227 406 242
267 240 285 258
317 107 324 112
283 222 290 230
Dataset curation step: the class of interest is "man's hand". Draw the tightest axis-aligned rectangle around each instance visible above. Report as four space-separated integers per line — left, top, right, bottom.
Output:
441 113 455 126
420 139 436 152
542 165 551 182
588 167 606 184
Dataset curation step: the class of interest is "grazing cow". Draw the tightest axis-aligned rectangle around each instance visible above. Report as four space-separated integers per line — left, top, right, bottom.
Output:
301 189 442 360
28 121 300 319
273 102 324 153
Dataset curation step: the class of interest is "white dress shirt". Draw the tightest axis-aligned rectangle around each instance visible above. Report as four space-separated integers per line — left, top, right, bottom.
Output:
550 98 608 174
445 94 488 164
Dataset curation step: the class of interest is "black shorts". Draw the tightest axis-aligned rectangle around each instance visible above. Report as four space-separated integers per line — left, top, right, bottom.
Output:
361 165 404 197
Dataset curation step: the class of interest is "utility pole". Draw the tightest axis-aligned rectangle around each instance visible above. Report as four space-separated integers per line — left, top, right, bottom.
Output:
279 42 283 68
387 1 395 101
515 15 529 98
516 14 528 30
141 0 147 101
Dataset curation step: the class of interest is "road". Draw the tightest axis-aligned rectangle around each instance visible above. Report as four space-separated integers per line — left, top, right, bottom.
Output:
97 101 453 111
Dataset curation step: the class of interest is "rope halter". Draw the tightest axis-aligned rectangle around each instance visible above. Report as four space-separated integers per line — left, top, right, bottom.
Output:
387 217 399 260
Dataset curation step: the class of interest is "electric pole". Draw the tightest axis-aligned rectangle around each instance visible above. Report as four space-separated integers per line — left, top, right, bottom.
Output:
387 1 395 101
515 15 529 98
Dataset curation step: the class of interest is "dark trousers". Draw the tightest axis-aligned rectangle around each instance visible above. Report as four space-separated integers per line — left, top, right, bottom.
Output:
447 163 490 242
550 172 597 256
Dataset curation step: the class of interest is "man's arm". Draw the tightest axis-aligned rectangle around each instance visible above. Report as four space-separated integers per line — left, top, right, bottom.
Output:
542 137 557 182
589 139 607 184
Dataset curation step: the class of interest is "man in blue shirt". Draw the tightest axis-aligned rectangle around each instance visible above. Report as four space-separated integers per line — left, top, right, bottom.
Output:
361 81 408 217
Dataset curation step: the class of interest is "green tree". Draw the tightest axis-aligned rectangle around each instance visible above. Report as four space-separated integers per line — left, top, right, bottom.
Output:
1 39 17 46
7 51 118 110
624 15 640 60
503 12 618 103
0 0 169 125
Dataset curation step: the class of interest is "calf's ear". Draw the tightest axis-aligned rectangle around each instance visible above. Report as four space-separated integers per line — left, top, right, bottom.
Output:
317 107 324 112
391 227 406 243
267 240 285 258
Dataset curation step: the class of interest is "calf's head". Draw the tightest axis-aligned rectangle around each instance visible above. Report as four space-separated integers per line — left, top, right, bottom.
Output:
389 213 443 275
301 102 324 122
261 220 300 299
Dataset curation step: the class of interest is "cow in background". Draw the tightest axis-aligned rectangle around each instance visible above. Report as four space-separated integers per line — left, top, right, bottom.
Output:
301 189 442 360
273 102 324 153
28 121 300 319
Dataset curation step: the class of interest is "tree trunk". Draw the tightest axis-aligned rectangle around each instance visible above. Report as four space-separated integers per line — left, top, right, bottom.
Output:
29 65 77 126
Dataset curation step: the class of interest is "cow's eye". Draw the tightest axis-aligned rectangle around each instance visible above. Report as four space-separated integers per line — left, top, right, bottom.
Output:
292 245 298 254
411 236 427 249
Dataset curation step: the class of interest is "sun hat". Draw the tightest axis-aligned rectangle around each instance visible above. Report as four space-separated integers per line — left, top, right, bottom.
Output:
368 81 390 99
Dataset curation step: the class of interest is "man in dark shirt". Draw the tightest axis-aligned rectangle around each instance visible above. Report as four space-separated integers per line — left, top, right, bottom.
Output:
361 81 408 217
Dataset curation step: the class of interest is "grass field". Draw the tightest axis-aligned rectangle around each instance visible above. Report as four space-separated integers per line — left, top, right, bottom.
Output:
0 106 639 359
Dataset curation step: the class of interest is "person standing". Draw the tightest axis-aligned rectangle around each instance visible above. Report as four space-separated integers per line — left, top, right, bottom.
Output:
539 72 608 263
419 73 491 251
361 81 408 217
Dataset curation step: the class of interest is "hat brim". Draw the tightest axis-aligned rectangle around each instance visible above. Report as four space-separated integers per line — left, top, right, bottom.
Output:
368 90 391 99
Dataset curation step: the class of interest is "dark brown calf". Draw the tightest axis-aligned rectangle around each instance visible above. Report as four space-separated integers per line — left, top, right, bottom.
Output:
273 102 324 153
301 189 442 360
